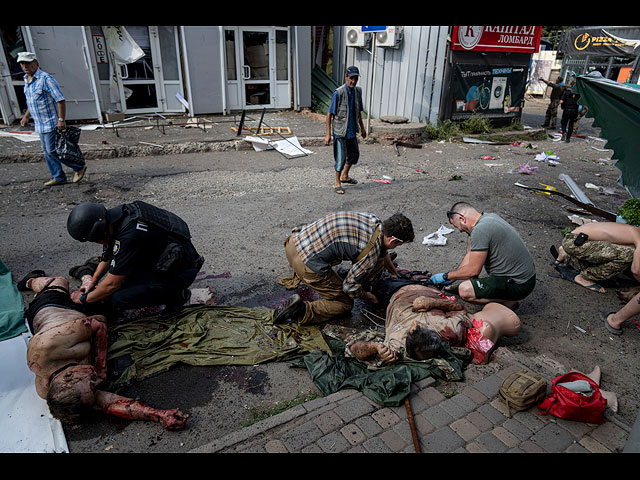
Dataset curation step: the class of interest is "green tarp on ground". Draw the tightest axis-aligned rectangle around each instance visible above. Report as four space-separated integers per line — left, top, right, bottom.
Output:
0 259 27 342
574 72 640 197
107 304 331 389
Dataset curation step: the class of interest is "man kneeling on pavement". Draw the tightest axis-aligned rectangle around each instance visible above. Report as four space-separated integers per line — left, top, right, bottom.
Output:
275 211 414 325
430 202 536 309
66 200 204 319
17 270 188 429
347 283 521 366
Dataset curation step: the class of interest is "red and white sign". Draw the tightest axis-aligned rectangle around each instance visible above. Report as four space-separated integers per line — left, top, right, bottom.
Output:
451 26 542 53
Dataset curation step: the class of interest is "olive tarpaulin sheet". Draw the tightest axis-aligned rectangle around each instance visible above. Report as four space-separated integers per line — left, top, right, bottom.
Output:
574 72 640 198
107 304 331 389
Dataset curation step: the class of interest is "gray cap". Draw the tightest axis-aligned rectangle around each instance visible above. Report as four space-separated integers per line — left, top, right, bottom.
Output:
346 66 359 77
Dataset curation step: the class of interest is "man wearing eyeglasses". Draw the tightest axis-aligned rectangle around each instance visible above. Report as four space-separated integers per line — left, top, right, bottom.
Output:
276 212 415 325
430 202 536 309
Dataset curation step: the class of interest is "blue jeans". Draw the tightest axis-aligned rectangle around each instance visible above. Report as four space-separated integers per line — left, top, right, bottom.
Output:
39 129 85 181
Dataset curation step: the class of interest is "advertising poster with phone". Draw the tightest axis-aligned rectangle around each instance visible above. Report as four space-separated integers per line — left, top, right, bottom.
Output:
451 63 528 120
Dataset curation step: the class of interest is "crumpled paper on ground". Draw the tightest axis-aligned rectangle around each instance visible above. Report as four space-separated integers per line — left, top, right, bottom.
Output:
535 151 560 165
423 225 455 246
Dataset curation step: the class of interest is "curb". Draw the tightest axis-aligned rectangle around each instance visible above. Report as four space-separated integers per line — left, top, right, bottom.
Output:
0 136 329 165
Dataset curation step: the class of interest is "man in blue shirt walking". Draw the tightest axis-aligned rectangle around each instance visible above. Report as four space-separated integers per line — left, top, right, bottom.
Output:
325 66 366 194
18 51 86 186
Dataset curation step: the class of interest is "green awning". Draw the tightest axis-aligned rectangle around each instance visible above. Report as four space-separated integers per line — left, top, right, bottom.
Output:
574 72 640 197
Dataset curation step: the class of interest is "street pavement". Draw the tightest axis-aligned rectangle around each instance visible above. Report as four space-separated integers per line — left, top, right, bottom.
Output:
2 101 637 453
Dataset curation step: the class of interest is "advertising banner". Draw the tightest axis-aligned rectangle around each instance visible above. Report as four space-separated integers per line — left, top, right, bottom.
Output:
451 26 541 54
451 63 528 120
561 28 640 56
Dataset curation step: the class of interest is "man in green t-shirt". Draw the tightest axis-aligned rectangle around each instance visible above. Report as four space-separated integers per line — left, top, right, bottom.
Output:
430 202 536 308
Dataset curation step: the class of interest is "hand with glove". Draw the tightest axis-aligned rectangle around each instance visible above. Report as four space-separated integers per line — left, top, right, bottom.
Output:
430 272 451 286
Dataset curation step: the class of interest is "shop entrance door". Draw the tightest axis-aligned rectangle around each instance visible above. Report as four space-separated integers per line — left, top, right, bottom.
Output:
116 26 185 114
240 28 274 109
225 27 290 111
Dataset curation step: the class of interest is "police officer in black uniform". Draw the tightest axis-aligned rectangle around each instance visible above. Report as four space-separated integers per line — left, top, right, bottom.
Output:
559 87 581 143
66 201 204 319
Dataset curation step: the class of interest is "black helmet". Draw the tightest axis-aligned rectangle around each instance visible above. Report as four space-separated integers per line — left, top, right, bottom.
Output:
67 202 109 242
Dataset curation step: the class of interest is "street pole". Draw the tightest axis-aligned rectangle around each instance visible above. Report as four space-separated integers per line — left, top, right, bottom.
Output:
366 33 376 135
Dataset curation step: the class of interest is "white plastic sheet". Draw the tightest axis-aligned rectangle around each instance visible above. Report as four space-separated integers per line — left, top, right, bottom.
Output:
102 26 145 64
244 135 313 158
0 331 68 453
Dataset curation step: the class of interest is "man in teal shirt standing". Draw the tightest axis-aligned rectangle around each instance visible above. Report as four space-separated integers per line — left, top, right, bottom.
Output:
325 66 366 194
430 202 536 309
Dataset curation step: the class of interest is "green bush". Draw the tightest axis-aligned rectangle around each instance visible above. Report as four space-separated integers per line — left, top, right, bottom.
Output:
425 120 460 141
460 115 491 134
617 198 640 226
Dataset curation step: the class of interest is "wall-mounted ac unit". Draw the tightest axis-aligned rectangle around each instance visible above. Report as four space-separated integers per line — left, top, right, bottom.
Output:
345 26 366 47
376 26 403 48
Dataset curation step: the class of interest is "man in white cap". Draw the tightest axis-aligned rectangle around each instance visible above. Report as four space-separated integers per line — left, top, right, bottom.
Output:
17 51 87 186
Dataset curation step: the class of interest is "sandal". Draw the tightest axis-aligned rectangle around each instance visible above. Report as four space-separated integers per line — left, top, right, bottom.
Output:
600 311 622 335
334 186 345 194
341 178 358 184
550 245 565 266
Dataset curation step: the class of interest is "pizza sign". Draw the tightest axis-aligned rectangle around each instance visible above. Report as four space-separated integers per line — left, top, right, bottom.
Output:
451 26 541 53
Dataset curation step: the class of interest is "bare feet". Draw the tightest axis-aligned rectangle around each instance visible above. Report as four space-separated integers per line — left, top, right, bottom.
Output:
557 245 568 263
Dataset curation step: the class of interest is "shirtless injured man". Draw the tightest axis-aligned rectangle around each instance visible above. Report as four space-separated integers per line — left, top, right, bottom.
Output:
348 284 521 366
18 270 188 430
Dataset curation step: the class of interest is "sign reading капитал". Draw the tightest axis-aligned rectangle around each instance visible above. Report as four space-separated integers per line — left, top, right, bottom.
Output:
451 26 542 54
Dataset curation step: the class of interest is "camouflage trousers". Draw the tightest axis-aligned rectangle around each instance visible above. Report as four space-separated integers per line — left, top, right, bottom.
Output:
562 233 634 282
544 99 561 127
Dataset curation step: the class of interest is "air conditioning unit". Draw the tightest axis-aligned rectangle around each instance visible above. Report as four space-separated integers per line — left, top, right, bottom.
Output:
345 26 366 47
376 26 403 48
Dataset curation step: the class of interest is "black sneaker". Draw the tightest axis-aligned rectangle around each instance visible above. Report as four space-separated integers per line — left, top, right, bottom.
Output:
159 289 192 319
273 294 305 324
17 270 46 291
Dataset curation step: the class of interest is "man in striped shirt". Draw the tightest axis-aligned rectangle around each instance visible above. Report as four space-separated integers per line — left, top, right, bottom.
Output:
18 51 87 186
276 211 415 325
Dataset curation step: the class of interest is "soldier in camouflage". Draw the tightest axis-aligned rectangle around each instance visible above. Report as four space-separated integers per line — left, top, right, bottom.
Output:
540 76 566 129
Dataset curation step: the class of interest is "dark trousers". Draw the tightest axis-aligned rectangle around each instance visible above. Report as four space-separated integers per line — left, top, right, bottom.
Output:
561 110 578 139
110 267 198 310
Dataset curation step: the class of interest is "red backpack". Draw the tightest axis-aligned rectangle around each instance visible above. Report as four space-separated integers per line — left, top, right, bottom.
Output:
538 372 607 424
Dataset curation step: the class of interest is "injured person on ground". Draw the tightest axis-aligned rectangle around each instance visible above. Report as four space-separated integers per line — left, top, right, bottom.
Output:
17 270 188 430
347 283 521 366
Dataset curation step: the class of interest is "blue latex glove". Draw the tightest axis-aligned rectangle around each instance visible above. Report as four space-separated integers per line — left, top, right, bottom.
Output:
430 273 451 286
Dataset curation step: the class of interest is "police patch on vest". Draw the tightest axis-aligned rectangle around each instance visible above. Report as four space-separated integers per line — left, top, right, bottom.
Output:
113 240 120 255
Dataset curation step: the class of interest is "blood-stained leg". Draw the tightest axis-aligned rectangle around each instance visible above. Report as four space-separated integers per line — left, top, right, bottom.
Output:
95 391 188 430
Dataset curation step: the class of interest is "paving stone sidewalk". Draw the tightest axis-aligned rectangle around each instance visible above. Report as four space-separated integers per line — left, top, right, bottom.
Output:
190 362 631 454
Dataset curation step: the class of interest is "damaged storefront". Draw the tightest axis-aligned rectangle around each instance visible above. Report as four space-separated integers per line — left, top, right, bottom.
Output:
0 26 311 124
441 26 542 125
